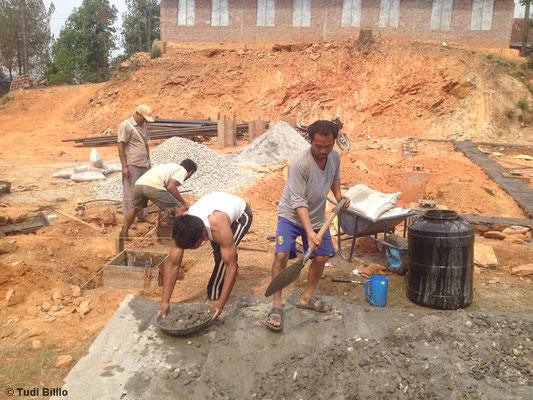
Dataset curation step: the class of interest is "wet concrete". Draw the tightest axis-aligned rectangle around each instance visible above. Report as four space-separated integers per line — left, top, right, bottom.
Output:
55 294 533 400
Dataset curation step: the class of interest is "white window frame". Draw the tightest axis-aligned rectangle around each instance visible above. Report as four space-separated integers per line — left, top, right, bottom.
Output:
471 0 494 31
178 0 195 26
292 0 311 27
430 0 454 30
257 0 275 27
341 0 362 27
211 0 229 26
378 0 400 28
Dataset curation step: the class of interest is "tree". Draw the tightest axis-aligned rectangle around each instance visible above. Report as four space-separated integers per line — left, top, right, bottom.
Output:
45 0 117 84
520 0 532 57
0 0 54 79
121 0 160 57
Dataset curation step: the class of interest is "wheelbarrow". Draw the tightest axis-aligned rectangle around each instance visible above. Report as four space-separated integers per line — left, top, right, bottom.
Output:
331 199 417 275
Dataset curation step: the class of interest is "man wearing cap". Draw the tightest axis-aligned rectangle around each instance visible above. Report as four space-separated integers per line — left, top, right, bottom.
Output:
118 104 154 224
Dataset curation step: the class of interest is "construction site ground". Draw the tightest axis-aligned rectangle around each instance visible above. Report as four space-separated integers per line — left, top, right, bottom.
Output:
0 38 532 399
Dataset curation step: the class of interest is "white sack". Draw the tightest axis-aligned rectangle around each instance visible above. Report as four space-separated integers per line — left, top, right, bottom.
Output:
102 163 122 175
73 165 105 174
52 168 75 179
89 148 105 169
345 184 400 219
70 171 106 182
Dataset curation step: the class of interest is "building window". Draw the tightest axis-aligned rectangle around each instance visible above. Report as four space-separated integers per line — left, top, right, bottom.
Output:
471 0 493 30
292 0 311 27
178 0 195 26
430 0 453 30
257 0 275 27
342 0 362 27
379 0 400 28
212 0 229 26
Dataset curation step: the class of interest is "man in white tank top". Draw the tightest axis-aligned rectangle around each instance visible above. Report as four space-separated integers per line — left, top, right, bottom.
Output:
157 192 253 324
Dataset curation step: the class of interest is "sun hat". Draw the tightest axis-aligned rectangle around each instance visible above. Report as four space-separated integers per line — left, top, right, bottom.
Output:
136 104 154 122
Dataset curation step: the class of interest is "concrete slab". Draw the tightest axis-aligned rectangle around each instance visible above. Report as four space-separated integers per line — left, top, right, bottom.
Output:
55 294 533 399
55 294 356 399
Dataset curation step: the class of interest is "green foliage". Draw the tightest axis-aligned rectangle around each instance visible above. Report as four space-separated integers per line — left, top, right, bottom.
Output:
518 97 529 110
511 70 525 79
521 62 528 70
150 45 161 59
497 58 509 67
0 0 54 78
1 93 13 105
527 54 533 69
121 0 160 57
44 0 118 84
486 53 493 60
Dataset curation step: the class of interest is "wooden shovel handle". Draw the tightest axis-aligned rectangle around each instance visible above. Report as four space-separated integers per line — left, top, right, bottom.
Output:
308 198 347 254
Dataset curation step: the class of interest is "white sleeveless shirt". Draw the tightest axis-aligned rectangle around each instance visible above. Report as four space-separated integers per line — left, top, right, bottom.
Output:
188 192 246 241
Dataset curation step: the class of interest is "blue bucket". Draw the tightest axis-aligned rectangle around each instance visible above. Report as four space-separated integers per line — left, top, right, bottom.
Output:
365 276 389 307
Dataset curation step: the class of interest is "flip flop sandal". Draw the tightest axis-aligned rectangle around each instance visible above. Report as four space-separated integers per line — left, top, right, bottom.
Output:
295 295 331 313
266 307 284 333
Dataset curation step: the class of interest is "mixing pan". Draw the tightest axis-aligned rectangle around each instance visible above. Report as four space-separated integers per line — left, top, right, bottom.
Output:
156 303 213 336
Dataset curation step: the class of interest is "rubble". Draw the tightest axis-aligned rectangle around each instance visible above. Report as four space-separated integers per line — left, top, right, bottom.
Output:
483 231 506 240
511 264 533 277
55 355 74 368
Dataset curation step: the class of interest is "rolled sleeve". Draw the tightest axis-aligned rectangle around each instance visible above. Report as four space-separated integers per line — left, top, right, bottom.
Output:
117 121 130 143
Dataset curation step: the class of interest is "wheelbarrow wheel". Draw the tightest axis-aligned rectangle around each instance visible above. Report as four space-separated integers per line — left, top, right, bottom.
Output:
383 234 408 275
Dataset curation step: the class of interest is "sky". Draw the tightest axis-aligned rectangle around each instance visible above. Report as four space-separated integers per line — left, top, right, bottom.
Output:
43 0 128 46
515 1 525 18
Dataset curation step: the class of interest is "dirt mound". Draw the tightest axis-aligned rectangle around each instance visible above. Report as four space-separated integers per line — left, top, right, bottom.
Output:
69 38 533 145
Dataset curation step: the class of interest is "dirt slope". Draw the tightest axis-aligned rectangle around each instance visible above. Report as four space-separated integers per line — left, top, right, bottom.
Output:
75 38 533 144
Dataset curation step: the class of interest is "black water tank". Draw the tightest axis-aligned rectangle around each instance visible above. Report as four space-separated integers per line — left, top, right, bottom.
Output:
407 210 474 310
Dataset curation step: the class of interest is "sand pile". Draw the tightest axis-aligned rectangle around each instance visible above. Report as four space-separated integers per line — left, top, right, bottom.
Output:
227 121 309 165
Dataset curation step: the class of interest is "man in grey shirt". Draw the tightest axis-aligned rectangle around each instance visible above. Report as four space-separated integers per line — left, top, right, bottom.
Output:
266 120 349 332
117 104 153 224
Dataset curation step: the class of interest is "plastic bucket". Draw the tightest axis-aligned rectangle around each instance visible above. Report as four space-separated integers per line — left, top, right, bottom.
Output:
365 276 389 307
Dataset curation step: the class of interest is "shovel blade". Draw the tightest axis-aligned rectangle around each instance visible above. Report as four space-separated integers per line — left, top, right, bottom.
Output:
265 257 306 297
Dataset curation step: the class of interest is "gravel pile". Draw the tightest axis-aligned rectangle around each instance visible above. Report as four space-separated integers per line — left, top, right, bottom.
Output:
227 121 309 165
254 310 533 399
91 137 256 200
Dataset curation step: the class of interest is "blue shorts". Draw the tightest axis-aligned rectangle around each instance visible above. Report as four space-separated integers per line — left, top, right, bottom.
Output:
275 217 335 260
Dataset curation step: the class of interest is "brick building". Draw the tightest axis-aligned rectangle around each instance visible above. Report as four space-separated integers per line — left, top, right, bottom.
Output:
510 18 531 48
160 0 515 48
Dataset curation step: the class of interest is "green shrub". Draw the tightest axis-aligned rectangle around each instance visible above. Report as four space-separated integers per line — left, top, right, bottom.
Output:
527 54 533 69
518 97 529 110
521 62 528 70
150 45 162 59
1 93 13 106
486 53 493 60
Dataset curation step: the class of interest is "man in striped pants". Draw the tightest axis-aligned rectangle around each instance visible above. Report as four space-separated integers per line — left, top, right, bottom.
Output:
157 192 253 324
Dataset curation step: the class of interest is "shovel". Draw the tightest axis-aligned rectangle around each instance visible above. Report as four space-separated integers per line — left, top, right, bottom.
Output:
265 198 348 297
331 278 362 284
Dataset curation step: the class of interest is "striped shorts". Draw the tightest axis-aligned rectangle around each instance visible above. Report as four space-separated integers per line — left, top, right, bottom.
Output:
207 204 253 301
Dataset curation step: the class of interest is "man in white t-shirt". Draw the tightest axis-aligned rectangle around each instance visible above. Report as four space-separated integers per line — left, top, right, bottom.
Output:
157 192 253 324
122 159 197 237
